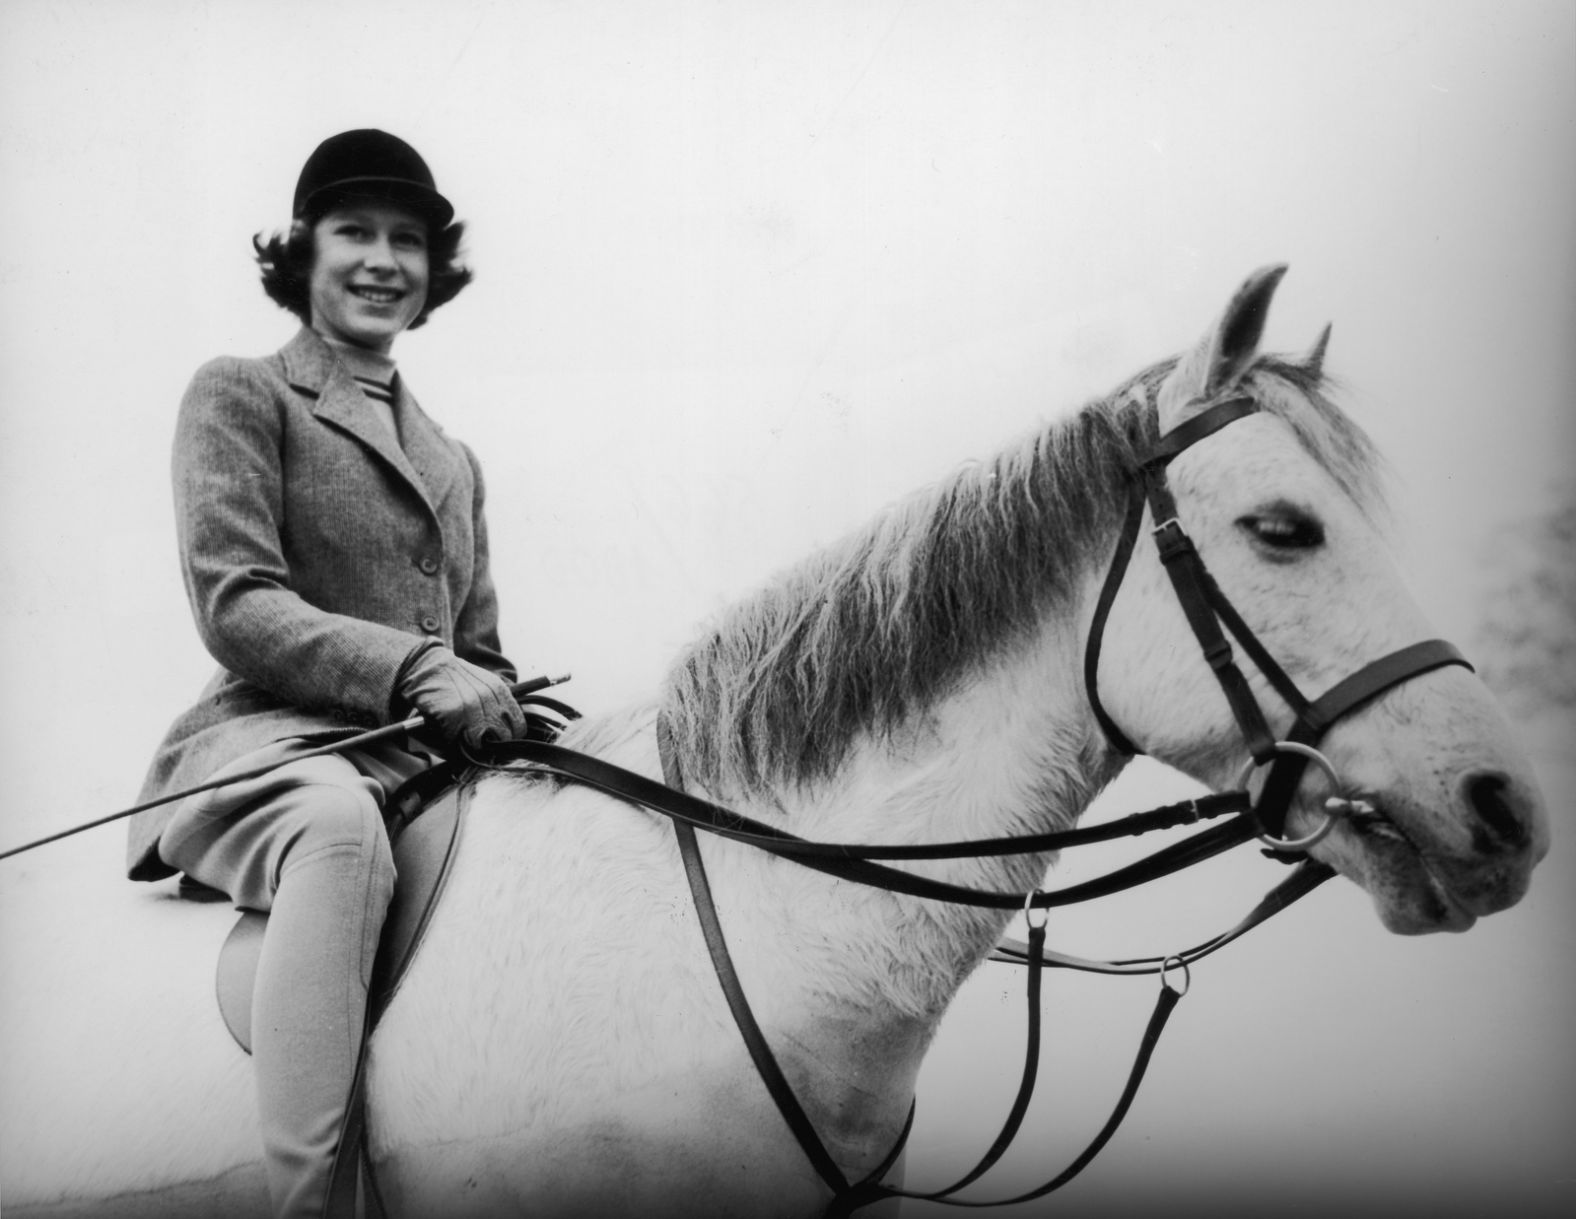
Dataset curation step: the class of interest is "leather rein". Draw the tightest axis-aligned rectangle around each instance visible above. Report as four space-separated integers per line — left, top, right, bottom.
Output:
475 392 1472 1215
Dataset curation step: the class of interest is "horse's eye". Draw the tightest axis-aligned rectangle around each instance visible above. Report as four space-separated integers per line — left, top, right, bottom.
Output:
1239 509 1325 554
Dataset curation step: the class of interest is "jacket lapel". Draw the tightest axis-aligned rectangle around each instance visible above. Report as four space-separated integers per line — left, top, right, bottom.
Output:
279 328 445 513
392 378 459 509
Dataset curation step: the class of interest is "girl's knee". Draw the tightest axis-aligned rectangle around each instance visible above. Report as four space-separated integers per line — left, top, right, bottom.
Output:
299 781 382 843
283 784 395 891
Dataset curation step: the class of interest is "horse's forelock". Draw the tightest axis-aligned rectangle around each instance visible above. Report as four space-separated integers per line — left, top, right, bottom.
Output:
1248 357 1388 521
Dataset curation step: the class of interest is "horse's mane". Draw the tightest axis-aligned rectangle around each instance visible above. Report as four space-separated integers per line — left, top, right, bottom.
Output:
661 354 1381 799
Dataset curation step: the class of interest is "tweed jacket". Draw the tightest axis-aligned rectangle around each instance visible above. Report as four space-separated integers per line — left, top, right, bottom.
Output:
128 327 516 881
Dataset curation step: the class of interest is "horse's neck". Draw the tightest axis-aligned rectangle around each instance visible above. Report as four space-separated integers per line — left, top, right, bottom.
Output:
693 618 1112 1139
502 598 1114 1172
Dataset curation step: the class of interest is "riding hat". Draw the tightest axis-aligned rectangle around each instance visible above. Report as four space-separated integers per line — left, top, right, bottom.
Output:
292 128 454 229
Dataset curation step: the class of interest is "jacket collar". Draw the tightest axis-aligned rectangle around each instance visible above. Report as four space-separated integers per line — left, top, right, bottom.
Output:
278 327 457 512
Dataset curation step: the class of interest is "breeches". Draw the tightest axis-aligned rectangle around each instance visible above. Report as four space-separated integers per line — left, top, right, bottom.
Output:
158 737 433 1219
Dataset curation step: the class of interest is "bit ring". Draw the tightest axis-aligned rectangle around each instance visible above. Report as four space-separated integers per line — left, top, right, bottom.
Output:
1160 954 1192 996
1237 741 1344 852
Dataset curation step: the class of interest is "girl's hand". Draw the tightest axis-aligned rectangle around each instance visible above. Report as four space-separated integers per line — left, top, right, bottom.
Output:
396 644 527 747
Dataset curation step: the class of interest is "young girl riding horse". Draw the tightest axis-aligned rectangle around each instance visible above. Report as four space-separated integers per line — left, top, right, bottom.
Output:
128 129 527 1219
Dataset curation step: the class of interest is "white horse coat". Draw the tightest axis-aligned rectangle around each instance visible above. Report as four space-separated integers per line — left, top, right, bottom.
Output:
0 267 1548 1218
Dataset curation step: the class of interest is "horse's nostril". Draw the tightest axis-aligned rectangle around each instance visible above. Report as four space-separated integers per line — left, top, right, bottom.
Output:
1462 770 1531 851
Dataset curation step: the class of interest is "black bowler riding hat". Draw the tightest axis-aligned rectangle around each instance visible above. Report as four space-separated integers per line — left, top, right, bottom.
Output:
292 129 455 229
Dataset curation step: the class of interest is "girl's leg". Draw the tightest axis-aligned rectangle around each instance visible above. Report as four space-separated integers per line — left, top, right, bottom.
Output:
160 750 397 1219
248 778 393 1218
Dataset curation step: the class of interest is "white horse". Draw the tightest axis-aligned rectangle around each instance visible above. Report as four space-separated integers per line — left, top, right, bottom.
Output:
0 266 1548 1218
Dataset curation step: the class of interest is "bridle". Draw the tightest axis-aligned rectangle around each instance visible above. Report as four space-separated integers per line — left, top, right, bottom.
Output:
472 390 1476 1216
1084 392 1471 850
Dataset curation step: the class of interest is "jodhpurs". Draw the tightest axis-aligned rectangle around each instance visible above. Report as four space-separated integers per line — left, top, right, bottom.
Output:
158 736 435 1219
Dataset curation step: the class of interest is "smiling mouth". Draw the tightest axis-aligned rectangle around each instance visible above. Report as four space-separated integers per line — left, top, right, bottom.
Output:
349 285 405 305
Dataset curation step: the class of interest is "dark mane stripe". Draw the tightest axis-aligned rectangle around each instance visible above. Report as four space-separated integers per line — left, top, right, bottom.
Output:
662 355 1380 798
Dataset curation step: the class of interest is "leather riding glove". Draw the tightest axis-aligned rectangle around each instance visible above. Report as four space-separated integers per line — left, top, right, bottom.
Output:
395 642 526 747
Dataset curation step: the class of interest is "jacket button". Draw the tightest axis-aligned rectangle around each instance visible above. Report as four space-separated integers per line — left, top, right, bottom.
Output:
419 615 441 634
418 556 440 575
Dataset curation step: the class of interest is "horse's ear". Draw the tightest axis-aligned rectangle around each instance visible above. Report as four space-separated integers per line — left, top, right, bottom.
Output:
1158 264 1288 432
1301 322 1332 378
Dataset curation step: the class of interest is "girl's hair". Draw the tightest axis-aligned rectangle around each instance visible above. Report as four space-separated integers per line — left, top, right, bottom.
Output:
251 213 473 330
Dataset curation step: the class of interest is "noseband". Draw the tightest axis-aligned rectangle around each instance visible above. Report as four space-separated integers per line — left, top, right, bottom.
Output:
1083 394 1472 847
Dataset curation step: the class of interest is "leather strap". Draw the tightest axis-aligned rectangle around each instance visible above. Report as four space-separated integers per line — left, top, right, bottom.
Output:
1084 396 1267 760
1205 575 1314 722
325 1034 373 1218
663 726 912 1209
1253 640 1473 840
1144 395 1258 465
1144 492 1277 762
484 738 1255 911
994 982 1184 1205
1084 486 1145 755
650 723 1249 858
1303 639 1471 734
891 922 1050 1206
991 859 1334 972
675 820 854 1196
852 952 1191 1212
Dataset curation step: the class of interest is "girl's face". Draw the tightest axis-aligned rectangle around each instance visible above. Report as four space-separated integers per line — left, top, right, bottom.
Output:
307 202 430 353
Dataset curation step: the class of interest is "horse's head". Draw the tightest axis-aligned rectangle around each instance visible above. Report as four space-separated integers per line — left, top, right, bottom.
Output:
1092 265 1548 934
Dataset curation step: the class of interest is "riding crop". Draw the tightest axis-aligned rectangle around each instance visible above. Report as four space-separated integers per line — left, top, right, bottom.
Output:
0 673 572 863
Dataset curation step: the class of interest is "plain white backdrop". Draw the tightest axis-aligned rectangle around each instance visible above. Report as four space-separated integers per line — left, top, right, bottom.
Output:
2 2 1572 1216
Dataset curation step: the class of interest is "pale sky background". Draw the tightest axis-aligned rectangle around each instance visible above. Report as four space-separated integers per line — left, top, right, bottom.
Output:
1 2 1572 1216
